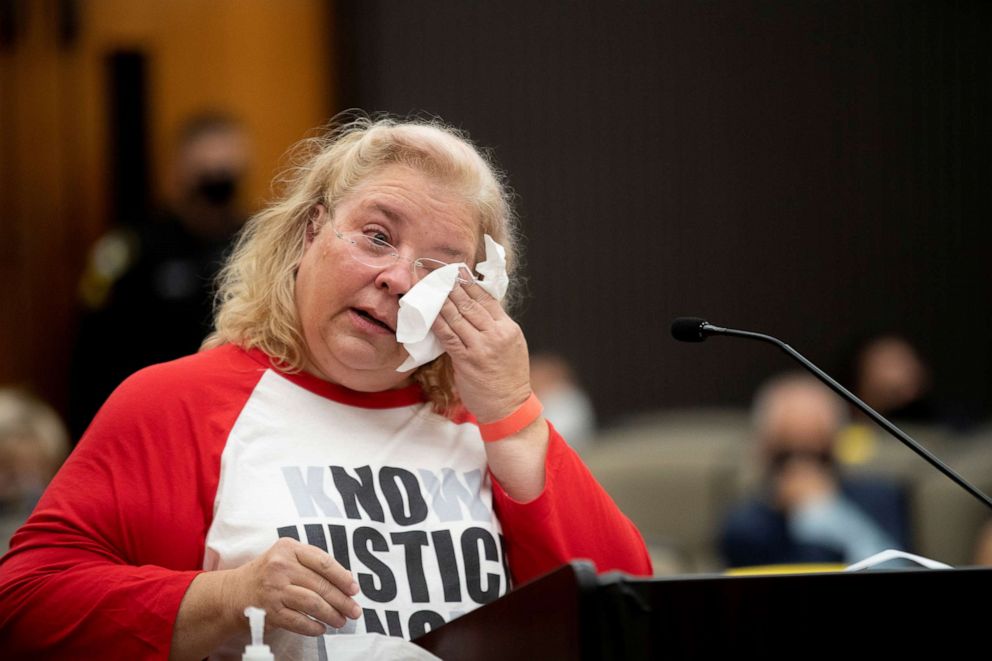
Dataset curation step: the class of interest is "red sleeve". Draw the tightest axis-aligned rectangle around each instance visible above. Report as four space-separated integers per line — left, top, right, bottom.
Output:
0 347 261 658
491 422 653 585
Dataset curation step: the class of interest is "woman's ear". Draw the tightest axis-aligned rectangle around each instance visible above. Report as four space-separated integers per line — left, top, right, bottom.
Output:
306 204 326 245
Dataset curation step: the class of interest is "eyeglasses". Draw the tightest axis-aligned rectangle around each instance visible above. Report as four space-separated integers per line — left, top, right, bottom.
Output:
331 223 477 283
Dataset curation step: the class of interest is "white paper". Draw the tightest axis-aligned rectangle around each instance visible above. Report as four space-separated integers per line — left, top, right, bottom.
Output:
322 633 442 660
844 548 952 571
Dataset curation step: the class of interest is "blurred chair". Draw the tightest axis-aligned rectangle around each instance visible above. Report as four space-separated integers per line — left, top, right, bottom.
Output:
912 429 992 566
835 421 954 485
584 408 748 574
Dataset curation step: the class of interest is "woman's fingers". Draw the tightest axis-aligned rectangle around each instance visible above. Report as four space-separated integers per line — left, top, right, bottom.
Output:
437 280 504 348
445 285 494 333
281 584 352 631
459 279 505 318
295 543 359 597
272 599 334 637
290 572 362 624
434 299 472 351
292 543 362 622
237 538 363 637
430 283 532 422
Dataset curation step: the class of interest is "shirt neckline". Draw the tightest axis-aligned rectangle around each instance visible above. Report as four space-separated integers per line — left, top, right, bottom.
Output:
241 346 427 409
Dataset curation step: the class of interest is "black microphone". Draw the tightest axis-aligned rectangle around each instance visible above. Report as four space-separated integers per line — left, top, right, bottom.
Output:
671 317 992 512
670 317 725 342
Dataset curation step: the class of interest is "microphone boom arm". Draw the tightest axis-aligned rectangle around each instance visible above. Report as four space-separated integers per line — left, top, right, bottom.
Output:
709 323 992 512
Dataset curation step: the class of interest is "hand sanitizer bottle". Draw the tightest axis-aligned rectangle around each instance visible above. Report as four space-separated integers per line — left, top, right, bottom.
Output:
242 607 275 661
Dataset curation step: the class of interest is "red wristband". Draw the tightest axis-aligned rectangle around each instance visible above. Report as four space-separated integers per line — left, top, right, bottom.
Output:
479 393 543 442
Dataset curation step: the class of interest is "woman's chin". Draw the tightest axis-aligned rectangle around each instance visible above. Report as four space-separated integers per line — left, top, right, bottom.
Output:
311 339 411 391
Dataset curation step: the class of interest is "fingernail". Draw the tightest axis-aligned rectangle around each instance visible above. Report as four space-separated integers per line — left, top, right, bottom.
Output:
349 581 360 595
351 603 363 619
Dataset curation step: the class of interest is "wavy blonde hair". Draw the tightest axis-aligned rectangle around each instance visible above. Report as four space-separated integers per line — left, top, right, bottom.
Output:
203 114 521 412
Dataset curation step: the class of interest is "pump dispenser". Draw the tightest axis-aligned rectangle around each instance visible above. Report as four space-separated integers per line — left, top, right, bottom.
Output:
242 607 275 661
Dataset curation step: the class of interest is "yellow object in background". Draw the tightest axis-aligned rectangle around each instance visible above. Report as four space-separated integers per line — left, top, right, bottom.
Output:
836 424 878 465
725 564 846 576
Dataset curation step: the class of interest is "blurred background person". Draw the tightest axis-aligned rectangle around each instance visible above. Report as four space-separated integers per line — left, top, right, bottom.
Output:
529 352 596 451
68 113 251 440
0 389 69 550
833 332 980 469
852 334 936 424
719 373 911 568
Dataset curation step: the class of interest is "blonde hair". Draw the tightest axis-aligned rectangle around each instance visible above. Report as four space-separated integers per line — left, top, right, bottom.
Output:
204 114 521 412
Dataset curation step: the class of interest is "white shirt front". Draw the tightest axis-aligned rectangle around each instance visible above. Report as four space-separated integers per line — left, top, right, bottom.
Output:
204 369 508 660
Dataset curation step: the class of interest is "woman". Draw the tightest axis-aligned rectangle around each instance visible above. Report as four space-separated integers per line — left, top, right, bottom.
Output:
0 116 651 659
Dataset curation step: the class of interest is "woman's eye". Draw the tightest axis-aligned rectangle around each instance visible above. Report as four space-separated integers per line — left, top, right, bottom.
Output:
367 230 391 247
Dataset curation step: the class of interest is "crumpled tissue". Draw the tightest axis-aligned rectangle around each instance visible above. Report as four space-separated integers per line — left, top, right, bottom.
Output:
395 234 508 371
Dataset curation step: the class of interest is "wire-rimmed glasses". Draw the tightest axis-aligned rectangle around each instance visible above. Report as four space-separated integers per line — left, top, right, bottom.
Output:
332 224 477 283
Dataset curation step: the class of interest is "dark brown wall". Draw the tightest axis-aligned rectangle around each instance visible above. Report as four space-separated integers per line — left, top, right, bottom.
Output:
339 0 992 424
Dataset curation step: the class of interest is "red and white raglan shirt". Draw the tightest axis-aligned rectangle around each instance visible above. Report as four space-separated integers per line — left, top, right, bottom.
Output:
0 345 651 659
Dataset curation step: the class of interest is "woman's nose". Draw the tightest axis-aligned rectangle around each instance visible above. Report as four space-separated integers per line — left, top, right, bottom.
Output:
374 258 414 296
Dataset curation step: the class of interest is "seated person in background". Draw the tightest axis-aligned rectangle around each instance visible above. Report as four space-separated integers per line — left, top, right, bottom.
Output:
720 373 911 568
0 389 69 550
852 334 936 423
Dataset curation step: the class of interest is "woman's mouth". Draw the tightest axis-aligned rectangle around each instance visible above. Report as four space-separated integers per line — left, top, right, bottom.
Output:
352 308 395 334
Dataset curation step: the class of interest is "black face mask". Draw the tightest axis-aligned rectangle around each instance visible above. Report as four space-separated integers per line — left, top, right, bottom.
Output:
193 172 239 207
769 448 835 474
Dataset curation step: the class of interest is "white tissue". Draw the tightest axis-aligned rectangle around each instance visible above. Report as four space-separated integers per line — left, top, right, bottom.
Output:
395 235 508 371
475 235 509 300
395 263 462 370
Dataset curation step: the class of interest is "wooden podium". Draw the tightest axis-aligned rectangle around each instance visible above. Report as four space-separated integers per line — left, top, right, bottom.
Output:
414 561 991 659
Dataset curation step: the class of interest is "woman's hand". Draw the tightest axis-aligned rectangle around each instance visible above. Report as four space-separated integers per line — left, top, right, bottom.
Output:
172 538 361 659
432 281 532 422
773 458 838 513
225 537 363 635
432 280 549 502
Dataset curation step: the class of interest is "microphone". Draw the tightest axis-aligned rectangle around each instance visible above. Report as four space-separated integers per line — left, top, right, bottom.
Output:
671 317 992 512
670 317 726 342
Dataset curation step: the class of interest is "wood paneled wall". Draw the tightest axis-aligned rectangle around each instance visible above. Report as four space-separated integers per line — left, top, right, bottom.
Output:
0 0 335 413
